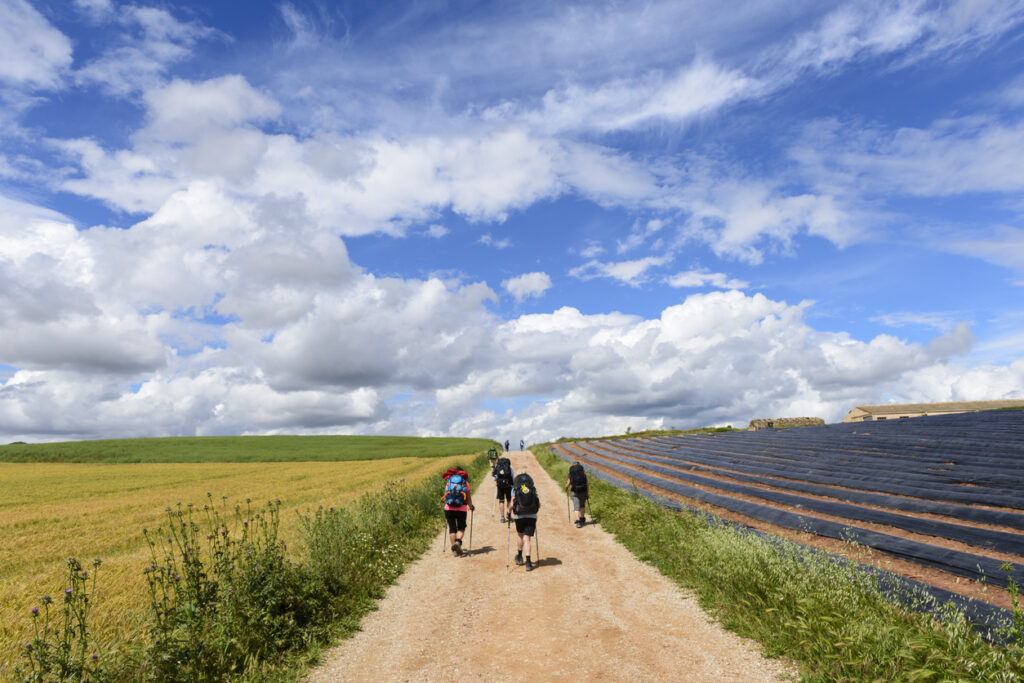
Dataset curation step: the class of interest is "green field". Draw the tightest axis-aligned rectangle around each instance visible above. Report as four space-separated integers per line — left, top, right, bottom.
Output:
0 435 492 678
0 435 495 463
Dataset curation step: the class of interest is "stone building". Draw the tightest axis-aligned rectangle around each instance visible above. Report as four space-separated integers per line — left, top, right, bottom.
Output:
842 399 1024 423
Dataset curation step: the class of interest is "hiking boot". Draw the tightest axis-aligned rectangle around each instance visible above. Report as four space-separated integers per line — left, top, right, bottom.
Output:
515 552 524 566
453 539 463 556
574 519 582 528
451 544 458 554
499 516 506 523
525 558 534 571
580 515 586 525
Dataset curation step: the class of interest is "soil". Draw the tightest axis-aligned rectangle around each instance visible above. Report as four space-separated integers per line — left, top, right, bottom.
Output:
305 450 797 682
564 442 1020 611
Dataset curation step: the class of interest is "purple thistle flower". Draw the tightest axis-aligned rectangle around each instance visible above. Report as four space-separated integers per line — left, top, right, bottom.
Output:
31 607 38 616
92 654 98 661
42 595 52 604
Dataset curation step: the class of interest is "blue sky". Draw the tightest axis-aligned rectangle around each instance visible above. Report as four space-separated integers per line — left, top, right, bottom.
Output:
1 0 1023 443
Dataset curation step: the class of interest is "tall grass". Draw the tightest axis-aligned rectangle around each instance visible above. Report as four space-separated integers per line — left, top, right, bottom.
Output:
535 444 1024 682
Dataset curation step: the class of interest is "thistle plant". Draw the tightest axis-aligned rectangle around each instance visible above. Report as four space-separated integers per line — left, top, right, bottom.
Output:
16 557 105 682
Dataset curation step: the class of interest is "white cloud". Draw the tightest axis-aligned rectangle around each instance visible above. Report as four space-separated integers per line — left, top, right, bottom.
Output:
424 224 449 238
74 6 219 95
478 233 512 249
510 58 761 134
794 117 1024 199
666 269 748 290
503 272 552 302
0 0 72 89
569 255 670 286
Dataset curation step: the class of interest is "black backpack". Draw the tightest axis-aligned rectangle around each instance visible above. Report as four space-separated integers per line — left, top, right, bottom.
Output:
513 473 539 514
494 458 513 487
568 463 588 492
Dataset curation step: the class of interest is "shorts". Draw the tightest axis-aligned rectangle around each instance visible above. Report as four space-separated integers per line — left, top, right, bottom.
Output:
570 490 588 511
514 517 536 537
496 484 512 501
445 509 467 534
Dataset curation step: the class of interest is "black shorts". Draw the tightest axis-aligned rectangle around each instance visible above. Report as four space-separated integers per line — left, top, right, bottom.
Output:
496 484 512 501
514 517 536 536
445 509 467 533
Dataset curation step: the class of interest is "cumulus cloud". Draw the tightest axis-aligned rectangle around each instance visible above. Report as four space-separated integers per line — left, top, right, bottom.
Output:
0 0 72 89
503 272 552 302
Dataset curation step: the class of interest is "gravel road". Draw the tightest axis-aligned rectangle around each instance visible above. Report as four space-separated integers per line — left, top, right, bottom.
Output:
305 450 796 682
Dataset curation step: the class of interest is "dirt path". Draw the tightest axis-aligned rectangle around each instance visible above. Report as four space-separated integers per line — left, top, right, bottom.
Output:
306 451 796 682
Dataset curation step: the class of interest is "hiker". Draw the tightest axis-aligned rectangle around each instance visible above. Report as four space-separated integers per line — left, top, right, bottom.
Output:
487 446 499 472
492 454 515 522
511 469 540 571
565 460 589 527
519 439 524 451
504 439 510 452
442 467 474 556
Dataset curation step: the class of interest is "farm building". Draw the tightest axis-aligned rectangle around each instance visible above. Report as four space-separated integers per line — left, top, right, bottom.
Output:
842 399 1024 422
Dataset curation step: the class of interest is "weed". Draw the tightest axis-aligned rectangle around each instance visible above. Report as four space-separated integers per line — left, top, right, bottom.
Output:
16 558 107 682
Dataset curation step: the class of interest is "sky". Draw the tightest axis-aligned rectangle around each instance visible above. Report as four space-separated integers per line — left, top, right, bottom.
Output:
2 0 1024 444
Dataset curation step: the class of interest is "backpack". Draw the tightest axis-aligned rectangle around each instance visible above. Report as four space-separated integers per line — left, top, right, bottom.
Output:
444 474 468 507
494 458 513 487
513 473 539 514
568 463 588 492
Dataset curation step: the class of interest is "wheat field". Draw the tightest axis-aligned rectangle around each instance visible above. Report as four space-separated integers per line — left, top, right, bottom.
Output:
0 456 467 674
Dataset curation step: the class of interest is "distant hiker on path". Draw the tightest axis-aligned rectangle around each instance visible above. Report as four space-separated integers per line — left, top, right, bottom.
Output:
566 461 589 528
519 439 524 450
442 467 474 556
504 439 510 452
511 469 540 571
487 446 499 472
493 455 514 523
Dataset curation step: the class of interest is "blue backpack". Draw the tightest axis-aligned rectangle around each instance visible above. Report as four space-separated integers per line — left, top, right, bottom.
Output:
444 474 468 507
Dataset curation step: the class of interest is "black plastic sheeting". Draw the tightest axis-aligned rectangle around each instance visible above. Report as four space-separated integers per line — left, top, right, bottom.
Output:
605 438 1024 530
574 440 1024 555
551 447 1018 642
559 440 1024 591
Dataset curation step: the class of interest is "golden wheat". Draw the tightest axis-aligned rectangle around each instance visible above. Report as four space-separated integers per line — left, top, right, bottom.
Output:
0 457 457 674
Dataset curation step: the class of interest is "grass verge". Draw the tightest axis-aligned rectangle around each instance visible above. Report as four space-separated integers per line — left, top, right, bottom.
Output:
12 454 489 682
536 444 1024 682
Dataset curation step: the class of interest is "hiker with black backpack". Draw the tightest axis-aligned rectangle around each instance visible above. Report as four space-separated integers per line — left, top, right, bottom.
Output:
492 455 515 523
511 469 540 571
442 467 475 556
565 460 589 528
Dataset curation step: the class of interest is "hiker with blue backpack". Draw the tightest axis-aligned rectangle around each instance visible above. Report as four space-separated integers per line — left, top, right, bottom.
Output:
510 469 541 571
442 467 475 556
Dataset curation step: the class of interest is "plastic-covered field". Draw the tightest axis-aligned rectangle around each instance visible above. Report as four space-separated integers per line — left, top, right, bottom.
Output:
553 409 1024 630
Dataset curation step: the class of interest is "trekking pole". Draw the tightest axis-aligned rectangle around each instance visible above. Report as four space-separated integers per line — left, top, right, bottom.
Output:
441 519 446 553
505 518 512 570
469 509 474 551
491 495 496 520
566 490 571 523
535 527 540 563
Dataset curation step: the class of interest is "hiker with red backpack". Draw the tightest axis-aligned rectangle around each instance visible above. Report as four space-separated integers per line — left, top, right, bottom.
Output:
492 455 515 523
510 469 540 571
442 467 475 556
565 460 589 528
